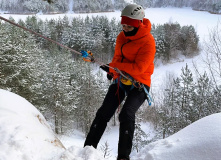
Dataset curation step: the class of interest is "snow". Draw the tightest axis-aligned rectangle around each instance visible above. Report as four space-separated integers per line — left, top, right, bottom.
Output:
1 89 221 160
1 7 221 160
0 89 65 160
135 113 221 160
0 89 106 160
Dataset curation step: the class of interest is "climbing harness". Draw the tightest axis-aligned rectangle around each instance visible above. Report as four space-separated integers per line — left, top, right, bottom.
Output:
120 72 133 86
113 71 153 106
0 15 153 106
114 75 152 113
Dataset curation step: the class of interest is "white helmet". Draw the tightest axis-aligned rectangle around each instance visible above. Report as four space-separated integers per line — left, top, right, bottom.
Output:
121 4 145 21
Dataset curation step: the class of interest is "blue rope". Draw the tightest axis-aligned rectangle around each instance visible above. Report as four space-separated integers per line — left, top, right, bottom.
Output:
143 86 153 106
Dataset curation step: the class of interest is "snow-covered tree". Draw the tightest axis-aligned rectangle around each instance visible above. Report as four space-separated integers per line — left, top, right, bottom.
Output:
193 72 212 120
133 123 149 152
178 25 199 57
0 17 45 102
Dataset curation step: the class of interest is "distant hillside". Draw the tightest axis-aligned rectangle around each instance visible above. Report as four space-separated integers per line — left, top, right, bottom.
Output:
0 0 220 14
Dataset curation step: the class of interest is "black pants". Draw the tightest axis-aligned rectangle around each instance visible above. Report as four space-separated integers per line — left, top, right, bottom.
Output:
84 83 148 159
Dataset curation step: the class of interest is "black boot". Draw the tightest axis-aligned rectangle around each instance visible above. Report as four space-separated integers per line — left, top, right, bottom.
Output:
117 121 134 160
84 115 107 148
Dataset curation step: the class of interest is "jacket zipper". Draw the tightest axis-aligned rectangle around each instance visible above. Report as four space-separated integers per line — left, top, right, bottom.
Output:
120 40 131 62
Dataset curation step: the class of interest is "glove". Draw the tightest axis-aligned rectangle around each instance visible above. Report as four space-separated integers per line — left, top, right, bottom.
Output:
100 64 109 73
107 73 113 81
100 64 113 80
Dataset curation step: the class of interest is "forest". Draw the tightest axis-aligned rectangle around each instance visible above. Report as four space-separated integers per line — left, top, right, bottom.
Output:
0 1 221 152
0 0 221 14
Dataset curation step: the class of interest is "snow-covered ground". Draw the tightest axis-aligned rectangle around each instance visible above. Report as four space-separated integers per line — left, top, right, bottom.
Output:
1 8 221 160
1 89 221 160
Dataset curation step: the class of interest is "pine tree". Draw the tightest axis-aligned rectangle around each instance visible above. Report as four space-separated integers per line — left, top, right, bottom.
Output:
158 65 195 138
23 0 49 13
158 73 182 138
0 17 45 102
70 17 85 53
37 47 80 134
193 72 211 120
178 25 199 57
152 24 167 61
178 64 195 127
133 123 148 152
114 0 128 10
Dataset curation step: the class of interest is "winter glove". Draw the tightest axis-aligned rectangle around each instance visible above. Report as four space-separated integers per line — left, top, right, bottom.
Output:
106 73 113 81
100 64 113 80
100 64 109 73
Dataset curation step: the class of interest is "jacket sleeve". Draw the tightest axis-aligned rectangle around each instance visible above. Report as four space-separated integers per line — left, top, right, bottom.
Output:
110 36 156 76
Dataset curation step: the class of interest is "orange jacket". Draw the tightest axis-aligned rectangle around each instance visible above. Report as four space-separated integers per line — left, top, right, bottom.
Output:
109 18 156 87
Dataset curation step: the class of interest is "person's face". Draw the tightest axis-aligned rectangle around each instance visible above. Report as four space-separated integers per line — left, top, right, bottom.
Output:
122 24 134 32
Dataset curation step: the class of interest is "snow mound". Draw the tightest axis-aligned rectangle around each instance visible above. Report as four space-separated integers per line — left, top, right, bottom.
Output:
135 113 221 160
0 89 65 160
56 146 105 160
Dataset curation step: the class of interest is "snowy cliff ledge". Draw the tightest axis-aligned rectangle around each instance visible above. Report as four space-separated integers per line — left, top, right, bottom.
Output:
0 89 65 160
0 89 106 160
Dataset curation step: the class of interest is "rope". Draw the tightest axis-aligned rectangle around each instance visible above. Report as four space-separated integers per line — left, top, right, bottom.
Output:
0 15 82 56
0 15 135 84
0 15 153 106
0 16 113 68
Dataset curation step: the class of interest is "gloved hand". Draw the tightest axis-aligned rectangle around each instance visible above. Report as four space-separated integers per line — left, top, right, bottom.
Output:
100 64 109 73
106 73 113 81
100 64 113 80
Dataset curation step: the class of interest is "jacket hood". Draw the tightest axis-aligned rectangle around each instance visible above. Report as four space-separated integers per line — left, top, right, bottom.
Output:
122 18 152 41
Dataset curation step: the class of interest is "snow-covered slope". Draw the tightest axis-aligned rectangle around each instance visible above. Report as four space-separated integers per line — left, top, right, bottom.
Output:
0 89 65 160
1 89 221 160
134 113 221 160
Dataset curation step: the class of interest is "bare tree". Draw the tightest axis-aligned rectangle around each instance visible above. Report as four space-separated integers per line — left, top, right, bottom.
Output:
100 141 112 159
202 21 221 89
